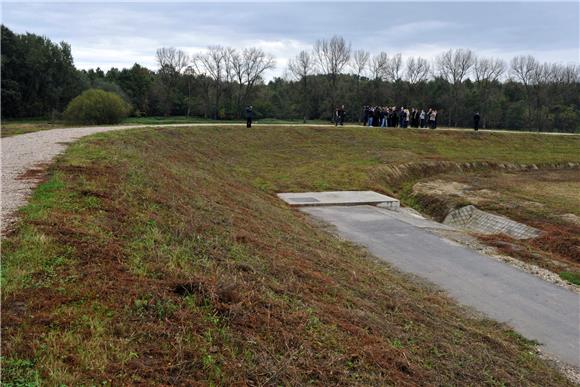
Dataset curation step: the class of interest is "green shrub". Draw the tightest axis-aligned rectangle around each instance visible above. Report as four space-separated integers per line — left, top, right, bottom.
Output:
64 89 129 124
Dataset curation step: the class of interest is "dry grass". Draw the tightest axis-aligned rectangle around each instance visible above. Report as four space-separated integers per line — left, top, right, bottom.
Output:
2 126 578 384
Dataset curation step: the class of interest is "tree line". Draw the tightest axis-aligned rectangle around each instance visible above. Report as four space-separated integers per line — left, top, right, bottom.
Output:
1 26 579 132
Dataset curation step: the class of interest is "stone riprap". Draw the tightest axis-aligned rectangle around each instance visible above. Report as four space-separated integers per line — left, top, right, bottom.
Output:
443 205 541 239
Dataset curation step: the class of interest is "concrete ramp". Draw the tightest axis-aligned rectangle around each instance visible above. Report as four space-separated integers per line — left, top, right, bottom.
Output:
302 205 580 368
277 191 399 209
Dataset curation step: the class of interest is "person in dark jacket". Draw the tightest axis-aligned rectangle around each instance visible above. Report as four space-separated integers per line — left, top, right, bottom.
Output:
373 107 381 127
362 106 369 126
474 112 480 131
412 108 419 128
391 108 398 128
338 105 345 126
379 107 386 127
399 107 406 128
245 105 254 128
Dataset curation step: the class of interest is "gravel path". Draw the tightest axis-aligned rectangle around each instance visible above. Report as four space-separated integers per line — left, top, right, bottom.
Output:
0 124 228 233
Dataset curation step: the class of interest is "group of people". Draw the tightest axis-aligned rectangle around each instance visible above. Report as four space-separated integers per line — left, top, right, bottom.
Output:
362 106 439 129
251 103 480 131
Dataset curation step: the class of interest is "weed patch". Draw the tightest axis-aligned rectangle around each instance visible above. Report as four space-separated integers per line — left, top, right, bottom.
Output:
559 271 580 286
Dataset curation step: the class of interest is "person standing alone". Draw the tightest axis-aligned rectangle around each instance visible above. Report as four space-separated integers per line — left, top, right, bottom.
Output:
245 105 254 128
474 112 480 131
335 105 345 126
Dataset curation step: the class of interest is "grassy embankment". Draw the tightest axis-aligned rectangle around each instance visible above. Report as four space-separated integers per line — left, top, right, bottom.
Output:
2 126 579 384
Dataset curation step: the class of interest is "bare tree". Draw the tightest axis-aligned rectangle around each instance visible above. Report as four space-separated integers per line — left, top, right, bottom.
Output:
230 47 275 115
314 35 351 79
406 57 431 83
436 48 474 84
183 65 196 117
155 47 190 114
473 56 506 128
559 64 580 84
510 55 539 127
156 47 189 74
194 46 227 119
314 35 351 115
530 61 559 130
222 47 238 115
370 52 389 80
350 49 370 79
474 57 506 83
289 50 316 121
510 55 538 86
385 53 403 82
436 49 475 126
288 50 316 80
195 46 227 82
223 47 237 84
350 50 370 119
366 52 389 105
241 48 275 90
530 62 545 85
545 63 568 84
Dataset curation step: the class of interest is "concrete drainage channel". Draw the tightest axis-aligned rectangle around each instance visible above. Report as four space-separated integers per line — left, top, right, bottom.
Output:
278 190 580 370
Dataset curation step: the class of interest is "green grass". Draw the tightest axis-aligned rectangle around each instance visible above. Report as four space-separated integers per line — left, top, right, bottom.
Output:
124 116 329 125
123 115 243 125
559 271 580 285
2 126 577 385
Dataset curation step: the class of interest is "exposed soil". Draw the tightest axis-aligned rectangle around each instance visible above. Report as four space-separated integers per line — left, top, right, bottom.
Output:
407 168 580 278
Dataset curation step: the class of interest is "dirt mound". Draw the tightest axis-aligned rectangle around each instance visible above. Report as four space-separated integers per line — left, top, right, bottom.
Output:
373 160 579 189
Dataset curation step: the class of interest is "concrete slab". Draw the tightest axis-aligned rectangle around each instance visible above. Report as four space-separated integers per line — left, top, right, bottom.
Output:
278 191 400 208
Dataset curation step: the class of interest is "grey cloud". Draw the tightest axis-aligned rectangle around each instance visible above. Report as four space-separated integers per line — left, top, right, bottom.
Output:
2 1 578 78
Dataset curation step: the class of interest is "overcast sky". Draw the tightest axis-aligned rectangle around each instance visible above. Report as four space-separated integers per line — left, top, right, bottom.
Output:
2 1 579 79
